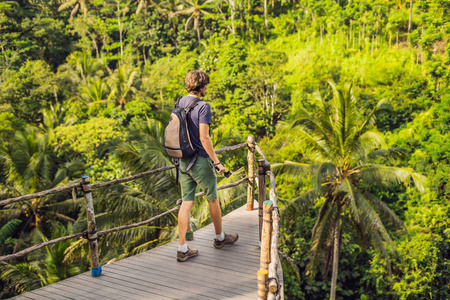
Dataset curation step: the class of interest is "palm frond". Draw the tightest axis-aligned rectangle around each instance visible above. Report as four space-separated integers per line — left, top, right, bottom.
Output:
271 161 310 177
358 166 426 193
337 178 360 223
0 219 22 245
363 191 406 231
364 148 407 162
308 198 336 277
369 230 392 275
280 189 321 217
355 193 395 254
0 262 45 293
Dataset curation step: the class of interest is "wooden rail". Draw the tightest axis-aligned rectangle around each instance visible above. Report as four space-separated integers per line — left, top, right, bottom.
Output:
256 153 284 300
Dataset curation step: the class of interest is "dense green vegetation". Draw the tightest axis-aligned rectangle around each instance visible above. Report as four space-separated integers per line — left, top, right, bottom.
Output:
0 0 449 299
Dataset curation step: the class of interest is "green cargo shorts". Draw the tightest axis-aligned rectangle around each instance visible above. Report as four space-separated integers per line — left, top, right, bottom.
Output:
179 156 217 201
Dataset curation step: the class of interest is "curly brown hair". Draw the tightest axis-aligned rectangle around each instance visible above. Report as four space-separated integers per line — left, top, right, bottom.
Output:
185 70 210 95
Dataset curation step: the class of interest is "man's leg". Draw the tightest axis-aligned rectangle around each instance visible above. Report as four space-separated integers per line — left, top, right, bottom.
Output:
208 199 222 235
178 200 195 246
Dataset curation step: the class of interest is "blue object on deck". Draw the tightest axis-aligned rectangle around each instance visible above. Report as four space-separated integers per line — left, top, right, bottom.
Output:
91 266 102 277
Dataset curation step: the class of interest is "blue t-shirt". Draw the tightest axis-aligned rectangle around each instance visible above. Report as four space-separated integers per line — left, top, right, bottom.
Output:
178 95 212 158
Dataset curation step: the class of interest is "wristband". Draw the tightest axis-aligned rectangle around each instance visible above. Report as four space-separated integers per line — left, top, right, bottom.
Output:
214 162 221 166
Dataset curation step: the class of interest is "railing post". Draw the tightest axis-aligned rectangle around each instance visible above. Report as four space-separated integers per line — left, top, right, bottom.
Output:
258 269 269 300
246 135 256 210
186 213 194 241
81 176 102 277
260 200 273 271
258 159 267 241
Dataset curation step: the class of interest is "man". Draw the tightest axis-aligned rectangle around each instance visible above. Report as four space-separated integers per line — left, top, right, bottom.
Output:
177 70 239 262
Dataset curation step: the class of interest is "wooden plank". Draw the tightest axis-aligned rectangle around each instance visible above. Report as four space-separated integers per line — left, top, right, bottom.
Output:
103 266 254 300
109 258 255 297
120 255 256 291
77 272 176 300
57 276 128 300
42 281 98 300
70 274 163 300
147 242 260 268
10 294 35 300
27 288 71 300
121 252 256 290
22 290 59 300
33 285 82 300
147 249 258 275
102 263 252 300
151 238 260 258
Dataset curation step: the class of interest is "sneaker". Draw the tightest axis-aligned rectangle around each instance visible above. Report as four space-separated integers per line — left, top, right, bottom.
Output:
177 247 199 262
213 232 239 249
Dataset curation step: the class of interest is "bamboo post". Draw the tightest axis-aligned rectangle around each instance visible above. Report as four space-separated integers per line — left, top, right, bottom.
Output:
81 176 101 277
258 269 269 300
268 209 280 295
260 200 273 271
247 136 256 210
258 159 267 241
186 212 194 241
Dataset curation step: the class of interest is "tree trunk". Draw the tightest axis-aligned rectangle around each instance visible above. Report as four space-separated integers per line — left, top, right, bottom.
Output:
408 0 413 33
264 0 267 27
117 3 123 61
371 35 374 56
396 30 399 49
330 210 341 300
143 45 147 65
229 0 235 35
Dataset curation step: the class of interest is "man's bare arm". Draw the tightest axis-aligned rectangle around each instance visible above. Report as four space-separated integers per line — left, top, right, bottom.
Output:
199 123 225 174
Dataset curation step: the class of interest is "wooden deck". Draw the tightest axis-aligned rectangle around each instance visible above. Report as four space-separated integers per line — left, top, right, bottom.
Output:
12 204 260 300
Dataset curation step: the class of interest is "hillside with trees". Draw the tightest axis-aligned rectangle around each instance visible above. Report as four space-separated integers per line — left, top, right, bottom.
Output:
0 0 449 299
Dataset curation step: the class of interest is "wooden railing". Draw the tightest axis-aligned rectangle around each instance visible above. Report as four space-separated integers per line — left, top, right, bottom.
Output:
0 137 283 299
251 140 284 300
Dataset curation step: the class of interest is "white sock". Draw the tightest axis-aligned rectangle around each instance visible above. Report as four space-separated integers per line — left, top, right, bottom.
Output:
216 232 225 241
178 243 188 253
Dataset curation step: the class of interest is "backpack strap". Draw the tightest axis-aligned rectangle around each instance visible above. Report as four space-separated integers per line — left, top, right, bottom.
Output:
184 97 201 113
174 96 183 108
173 155 198 185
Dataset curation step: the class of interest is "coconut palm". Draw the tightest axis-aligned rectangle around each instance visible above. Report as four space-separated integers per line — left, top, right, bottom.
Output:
274 81 425 300
174 0 218 44
79 78 115 106
58 0 88 18
40 104 77 131
107 63 141 110
61 51 105 86
0 224 81 297
0 127 80 252
159 0 183 16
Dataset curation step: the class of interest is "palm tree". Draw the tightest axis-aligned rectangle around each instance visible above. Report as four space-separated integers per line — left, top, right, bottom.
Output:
159 0 183 16
40 104 77 131
58 0 88 18
61 51 105 86
274 81 425 300
0 127 80 251
0 224 81 297
79 78 115 106
107 63 141 110
174 0 217 44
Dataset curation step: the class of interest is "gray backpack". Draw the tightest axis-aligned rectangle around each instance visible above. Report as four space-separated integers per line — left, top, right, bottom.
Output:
165 97 201 184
